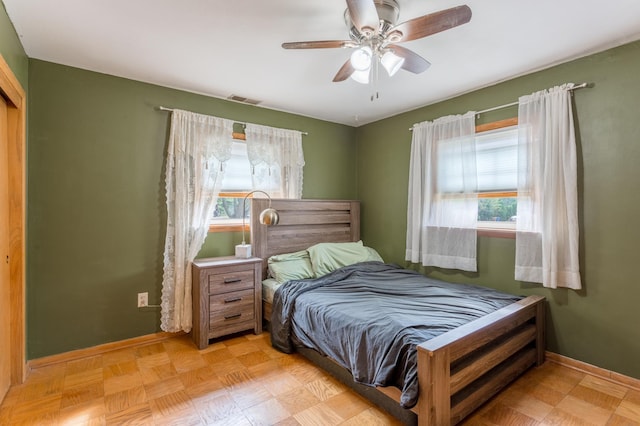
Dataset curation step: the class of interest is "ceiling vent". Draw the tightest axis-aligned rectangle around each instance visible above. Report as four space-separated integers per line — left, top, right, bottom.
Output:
227 94 262 105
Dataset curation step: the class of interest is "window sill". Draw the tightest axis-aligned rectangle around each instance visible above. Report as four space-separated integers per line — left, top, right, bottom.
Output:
477 228 515 239
208 223 249 233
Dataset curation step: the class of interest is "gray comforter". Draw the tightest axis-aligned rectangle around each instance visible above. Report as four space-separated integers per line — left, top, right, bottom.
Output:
270 262 521 408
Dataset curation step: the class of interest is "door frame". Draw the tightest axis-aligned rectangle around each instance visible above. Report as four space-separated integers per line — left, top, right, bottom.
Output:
0 53 26 384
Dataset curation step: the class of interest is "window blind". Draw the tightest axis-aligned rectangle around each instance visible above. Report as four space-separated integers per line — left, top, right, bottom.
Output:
437 126 518 193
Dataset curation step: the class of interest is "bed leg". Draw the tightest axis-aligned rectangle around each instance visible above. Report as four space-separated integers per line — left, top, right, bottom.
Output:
417 347 429 425
417 346 451 426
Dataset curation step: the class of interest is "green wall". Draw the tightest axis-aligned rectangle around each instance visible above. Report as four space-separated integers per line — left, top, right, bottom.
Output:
27 59 356 358
356 41 640 380
0 2 27 89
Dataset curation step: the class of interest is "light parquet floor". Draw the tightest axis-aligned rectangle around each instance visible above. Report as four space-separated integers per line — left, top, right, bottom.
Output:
1 332 639 425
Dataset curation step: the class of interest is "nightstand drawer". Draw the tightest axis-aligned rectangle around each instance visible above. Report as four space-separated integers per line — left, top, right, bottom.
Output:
209 288 254 313
210 302 255 329
208 269 254 294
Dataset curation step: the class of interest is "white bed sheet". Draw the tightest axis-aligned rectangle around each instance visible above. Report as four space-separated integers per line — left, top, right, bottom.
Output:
262 278 282 304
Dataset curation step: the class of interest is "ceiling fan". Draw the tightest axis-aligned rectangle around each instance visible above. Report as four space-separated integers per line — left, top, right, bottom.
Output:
282 0 472 84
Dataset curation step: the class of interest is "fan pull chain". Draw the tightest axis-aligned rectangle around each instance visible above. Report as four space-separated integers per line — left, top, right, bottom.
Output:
371 59 380 102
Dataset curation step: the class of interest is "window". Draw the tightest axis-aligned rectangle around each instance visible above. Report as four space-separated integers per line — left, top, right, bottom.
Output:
208 125 305 232
476 119 518 235
435 118 518 236
210 140 252 232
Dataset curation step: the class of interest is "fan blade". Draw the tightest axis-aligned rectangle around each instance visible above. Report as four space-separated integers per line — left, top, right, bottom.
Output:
388 45 431 74
346 0 379 34
282 40 356 49
393 5 472 42
333 59 356 82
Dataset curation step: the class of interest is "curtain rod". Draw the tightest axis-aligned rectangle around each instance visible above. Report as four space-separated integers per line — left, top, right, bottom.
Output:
476 82 589 115
409 82 590 130
157 106 309 135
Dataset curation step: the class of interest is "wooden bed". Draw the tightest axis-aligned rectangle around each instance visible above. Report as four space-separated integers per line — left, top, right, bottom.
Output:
251 198 545 426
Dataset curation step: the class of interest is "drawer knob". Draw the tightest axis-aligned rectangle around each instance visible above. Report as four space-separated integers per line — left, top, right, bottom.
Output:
224 297 242 303
223 277 242 284
224 313 242 320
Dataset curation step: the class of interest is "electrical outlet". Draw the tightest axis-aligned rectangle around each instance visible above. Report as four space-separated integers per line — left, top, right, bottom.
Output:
137 292 148 308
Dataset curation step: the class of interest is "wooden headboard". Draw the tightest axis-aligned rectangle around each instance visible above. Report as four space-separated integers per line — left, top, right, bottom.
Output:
250 199 360 278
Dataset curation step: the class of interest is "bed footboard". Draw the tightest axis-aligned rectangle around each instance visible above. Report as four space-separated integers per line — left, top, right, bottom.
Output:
416 294 545 425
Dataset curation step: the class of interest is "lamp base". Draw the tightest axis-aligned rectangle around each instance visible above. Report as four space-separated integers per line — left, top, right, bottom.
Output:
235 244 252 258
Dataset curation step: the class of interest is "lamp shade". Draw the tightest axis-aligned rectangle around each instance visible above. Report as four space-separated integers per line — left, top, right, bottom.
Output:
350 69 370 84
259 207 279 225
350 46 372 71
381 51 405 77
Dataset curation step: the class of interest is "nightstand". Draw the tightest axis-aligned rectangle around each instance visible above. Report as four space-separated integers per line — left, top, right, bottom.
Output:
191 256 263 349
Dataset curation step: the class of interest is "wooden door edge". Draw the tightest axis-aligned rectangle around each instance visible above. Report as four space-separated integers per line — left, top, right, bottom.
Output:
0 53 27 385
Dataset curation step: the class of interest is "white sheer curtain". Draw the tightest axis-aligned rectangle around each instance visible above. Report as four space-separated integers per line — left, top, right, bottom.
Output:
515 84 582 289
161 110 234 332
244 124 305 198
406 112 478 271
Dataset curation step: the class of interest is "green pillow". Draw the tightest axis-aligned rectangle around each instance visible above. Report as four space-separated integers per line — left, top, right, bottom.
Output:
307 241 384 277
267 250 315 284
364 246 384 263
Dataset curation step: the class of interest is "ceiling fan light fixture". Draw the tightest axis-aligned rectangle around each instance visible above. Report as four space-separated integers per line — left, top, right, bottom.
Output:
283 2 473 85
350 46 373 71
350 68 371 84
381 51 405 77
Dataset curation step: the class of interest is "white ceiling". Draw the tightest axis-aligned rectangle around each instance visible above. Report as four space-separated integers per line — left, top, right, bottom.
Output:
4 0 640 126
